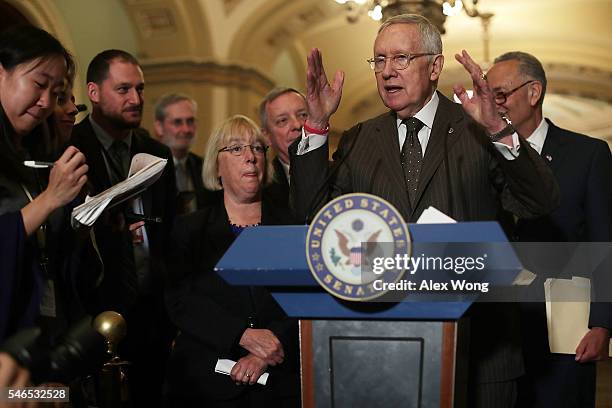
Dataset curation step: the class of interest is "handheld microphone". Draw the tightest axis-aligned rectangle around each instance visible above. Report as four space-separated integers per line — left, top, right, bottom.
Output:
303 122 363 224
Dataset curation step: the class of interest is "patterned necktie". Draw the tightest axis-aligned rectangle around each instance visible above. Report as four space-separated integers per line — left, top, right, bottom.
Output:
400 117 425 206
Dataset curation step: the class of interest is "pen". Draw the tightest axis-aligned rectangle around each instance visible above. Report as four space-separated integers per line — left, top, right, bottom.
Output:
23 161 55 168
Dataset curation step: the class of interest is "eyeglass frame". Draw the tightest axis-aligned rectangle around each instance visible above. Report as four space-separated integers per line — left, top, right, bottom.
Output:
366 53 438 73
493 80 536 104
218 144 269 156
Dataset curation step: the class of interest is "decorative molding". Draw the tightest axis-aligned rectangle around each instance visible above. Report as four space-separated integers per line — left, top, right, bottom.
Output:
141 58 275 95
544 63 612 103
265 5 327 48
134 7 177 38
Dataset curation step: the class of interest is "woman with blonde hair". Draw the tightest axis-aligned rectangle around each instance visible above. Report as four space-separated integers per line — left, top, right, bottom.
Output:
164 114 299 407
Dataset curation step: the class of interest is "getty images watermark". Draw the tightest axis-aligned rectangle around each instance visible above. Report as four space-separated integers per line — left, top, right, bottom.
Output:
370 252 490 293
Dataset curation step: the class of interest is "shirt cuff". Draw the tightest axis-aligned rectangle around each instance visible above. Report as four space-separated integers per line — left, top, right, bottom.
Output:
297 128 328 155
492 132 521 161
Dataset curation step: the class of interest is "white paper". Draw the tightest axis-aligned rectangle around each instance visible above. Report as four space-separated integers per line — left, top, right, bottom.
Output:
416 206 457 224
71 153 167 227
512 269 537 286
214 359 269 386
545 276 612 355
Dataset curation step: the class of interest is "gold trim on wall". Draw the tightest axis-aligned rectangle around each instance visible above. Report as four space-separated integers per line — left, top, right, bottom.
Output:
141 59 275 95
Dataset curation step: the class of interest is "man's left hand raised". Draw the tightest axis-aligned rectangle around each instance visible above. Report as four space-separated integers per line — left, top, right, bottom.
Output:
305 48 344 130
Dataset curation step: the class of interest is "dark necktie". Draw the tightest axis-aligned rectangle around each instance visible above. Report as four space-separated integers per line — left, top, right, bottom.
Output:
400 117 424 206
175 161 189 192
109 140 129 184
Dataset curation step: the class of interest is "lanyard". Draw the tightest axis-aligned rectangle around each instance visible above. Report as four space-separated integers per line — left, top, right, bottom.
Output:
20 182 49 275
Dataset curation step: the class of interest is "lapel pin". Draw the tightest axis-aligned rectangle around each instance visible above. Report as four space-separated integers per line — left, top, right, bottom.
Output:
545 154 552 162
448 127 454 134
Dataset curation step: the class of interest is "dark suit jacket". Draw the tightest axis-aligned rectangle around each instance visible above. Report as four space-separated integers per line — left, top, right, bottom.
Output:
164 191 299 402
516 120 612 352
69 117 177 314
0 212 39 341
290 92 560 384
264 157 290 209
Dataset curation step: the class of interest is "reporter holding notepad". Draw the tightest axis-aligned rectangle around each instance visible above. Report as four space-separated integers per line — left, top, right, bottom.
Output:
0 26 87 342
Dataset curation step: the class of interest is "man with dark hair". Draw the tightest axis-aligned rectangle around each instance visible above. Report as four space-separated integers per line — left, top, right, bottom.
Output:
259 87 308 206
86 49 140 85
69 49 176 408
154 93 210 214
487 51 612 408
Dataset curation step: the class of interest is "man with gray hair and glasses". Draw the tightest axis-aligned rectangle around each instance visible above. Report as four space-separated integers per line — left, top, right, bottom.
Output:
289 13 560 407
154 93 211 214
486 51 612 408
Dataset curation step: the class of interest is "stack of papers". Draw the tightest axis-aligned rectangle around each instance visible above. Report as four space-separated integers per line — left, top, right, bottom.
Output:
545 276 612 355
71 153 167 227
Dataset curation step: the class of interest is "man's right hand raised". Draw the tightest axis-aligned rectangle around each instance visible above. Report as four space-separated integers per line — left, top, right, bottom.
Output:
306 48 345 130
239 328 284 366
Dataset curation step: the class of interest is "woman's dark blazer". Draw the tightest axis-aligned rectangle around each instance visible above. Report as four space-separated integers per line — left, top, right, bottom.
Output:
164 191 300 402
0 212 40 341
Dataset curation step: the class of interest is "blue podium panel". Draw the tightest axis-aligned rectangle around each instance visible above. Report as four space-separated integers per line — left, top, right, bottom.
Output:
217 222 519 286
215 225 314 286
272 292 471 320
215 221 521 320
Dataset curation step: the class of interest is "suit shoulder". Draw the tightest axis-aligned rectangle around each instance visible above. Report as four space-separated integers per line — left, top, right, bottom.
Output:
551 125 611 154
188 151 204 164
70 119 93 142
361 111 394 130
172 206 215 238
134 129 172 159
338 111 392 146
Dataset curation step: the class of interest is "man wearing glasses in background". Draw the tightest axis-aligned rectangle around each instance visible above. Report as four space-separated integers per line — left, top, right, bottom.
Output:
486 51 612 408
289 14 559 407
154 93 212 214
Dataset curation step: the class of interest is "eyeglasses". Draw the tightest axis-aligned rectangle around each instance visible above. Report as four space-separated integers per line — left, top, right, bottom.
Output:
168 117 196 127
493 80 535 104
367 53 437 73
218 144 268 156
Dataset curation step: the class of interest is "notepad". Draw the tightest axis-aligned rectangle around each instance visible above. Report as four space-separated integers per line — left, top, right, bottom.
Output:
71 153 167 227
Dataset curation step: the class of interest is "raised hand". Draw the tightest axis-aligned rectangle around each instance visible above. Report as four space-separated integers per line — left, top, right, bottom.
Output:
453 50 505 135
306 48 345 129
239 328 284 366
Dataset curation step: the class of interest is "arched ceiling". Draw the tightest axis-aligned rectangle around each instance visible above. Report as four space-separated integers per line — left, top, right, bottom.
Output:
219 0 612 142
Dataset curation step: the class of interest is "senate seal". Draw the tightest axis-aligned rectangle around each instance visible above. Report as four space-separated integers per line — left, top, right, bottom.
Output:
306 193 411 301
